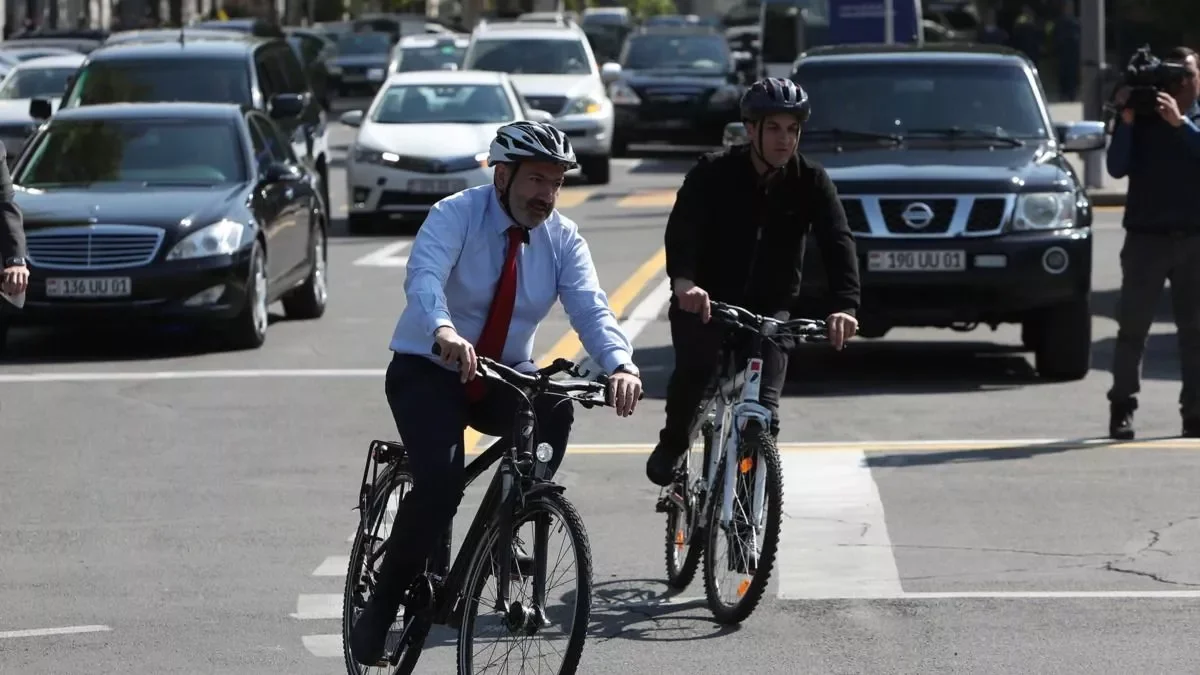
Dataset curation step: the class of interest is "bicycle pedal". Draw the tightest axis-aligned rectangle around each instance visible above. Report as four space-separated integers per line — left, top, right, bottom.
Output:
654 496 673 513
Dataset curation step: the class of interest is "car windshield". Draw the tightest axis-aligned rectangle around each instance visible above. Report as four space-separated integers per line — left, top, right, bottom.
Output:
465 38 591 75
393 44 465 72
0 66 77 99
17 118 247 187
372 83 515 124
337 31 391 56
63 59 252 107
795 61 1049 139
622 34 730 72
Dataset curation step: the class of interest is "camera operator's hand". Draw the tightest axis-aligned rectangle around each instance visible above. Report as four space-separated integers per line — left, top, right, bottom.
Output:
1156 91 1185 127
1113 86 1135 124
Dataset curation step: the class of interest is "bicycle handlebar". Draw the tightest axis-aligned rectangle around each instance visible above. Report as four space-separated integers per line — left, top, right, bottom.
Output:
431 343 614 408
708 301 829 343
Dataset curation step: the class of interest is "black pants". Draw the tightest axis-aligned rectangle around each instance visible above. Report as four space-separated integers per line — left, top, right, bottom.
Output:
1108 231 1200 417
658 302 788 453
375 353 574 602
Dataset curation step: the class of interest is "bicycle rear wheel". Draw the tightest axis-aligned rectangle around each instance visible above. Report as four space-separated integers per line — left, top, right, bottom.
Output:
701 423 783 625
456 490 593 675
663 418 712 590
343 465 427 675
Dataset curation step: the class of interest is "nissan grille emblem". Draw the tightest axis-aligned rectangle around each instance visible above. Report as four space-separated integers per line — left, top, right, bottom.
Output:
900 202 935 229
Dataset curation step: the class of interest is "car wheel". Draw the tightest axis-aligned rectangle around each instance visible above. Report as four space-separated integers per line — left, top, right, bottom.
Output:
225 243 269 350
1032 297 1091 381
282 222 327 320
318 159 330 214
582 155 611 185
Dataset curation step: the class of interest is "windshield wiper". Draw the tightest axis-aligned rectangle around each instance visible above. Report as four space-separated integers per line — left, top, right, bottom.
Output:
803 128 903 143
903 127 1025 147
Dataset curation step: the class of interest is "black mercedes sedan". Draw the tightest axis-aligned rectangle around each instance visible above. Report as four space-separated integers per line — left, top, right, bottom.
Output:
0 102 329 351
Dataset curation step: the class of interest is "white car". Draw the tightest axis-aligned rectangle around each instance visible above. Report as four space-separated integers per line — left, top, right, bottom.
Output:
340 69 556 234
387 34 468 76
0 53 85 161
461 20 613 184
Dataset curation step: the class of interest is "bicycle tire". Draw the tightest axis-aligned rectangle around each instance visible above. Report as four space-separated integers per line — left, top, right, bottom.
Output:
456 491 594 675
664 421 713 589
701 426 783 625
342 465 428 675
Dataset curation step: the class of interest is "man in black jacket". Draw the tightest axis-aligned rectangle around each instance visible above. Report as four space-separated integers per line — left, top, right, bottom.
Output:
0 141 27 304
645 78 861 487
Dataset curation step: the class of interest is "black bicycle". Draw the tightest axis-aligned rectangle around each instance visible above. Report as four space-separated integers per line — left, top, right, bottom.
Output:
343 347 620 675
656 301 828 624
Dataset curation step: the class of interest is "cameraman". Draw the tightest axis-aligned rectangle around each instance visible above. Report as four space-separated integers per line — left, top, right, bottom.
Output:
1106 46 1200 440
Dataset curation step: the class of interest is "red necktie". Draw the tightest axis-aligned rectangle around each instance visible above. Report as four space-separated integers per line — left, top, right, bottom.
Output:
466 227 523 401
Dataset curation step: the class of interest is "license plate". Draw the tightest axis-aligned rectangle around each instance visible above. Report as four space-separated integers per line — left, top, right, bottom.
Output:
45 277 132 298
868 250 966 272
367 68 385 82
408 179 467 194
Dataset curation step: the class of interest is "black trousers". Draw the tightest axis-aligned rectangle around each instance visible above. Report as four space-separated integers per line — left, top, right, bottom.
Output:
1108 230 1200 417
374 353 574 602
658 302 788 453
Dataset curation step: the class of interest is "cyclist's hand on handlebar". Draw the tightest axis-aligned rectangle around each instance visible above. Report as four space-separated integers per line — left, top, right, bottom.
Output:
607 371 642 417
825 311 858 351
673 279 711 323
434 326 478 383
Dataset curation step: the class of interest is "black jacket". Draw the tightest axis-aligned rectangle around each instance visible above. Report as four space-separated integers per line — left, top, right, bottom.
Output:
664 144 860 317
0 141 24 262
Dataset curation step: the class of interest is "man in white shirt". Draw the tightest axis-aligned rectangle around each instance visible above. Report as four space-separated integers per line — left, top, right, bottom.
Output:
351 121 643 665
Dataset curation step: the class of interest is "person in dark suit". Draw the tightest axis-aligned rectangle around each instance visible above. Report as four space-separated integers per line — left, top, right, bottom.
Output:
0 141 28 299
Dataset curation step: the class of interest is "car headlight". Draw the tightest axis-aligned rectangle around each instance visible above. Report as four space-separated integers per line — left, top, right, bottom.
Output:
328 65 342 76
1012 192 1075 231
166 219 248 261
608 81 640 106
709 85 741 106
352 145 399 166
563 94 604 115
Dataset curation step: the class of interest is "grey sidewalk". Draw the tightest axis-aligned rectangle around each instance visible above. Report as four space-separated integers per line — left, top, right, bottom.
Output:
1048 101 1127 207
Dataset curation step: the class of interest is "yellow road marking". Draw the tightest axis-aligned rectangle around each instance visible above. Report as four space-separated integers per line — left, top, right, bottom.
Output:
616 189 677 209
466 439 1200 456
463 246 668 454
1094 205 1124 212
556 188 594 209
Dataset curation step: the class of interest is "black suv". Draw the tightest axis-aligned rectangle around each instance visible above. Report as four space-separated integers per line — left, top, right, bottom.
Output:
601 25 744 155
35 35 331 208
726 45 1106 381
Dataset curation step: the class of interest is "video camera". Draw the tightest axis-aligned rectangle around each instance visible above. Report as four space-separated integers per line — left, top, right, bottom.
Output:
1122 45 1192 117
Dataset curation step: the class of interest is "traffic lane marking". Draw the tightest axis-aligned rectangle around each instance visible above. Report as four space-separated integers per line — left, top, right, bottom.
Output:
352 239 410 267
465 438 1200 456
0 625 112 639
616 189 677 209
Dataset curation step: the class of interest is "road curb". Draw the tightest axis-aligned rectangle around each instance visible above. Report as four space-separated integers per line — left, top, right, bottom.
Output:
1089 190 1126 207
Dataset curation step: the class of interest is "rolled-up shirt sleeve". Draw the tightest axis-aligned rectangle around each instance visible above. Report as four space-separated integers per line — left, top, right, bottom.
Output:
556 225 634 374
0 142 24 261
403 199 466 336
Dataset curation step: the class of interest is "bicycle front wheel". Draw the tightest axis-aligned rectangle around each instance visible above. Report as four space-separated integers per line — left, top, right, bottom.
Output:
702 425 783 625
457 490 593 675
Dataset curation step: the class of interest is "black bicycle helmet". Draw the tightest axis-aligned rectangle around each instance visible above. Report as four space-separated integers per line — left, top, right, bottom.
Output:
740 77 811 124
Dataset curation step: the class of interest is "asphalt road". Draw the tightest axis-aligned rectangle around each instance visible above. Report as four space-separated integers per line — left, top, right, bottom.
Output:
2 107 1200 674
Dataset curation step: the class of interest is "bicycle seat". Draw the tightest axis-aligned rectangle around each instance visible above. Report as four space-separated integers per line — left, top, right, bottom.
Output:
370 439 406 464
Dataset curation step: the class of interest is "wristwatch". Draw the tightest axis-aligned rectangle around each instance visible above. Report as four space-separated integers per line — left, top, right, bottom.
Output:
4 256 26 267
613 363 640 378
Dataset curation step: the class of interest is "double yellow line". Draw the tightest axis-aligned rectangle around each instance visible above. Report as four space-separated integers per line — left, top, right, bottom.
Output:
462 246 667 455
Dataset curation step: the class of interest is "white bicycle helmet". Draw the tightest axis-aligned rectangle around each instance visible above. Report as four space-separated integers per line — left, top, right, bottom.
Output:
488 120 578 169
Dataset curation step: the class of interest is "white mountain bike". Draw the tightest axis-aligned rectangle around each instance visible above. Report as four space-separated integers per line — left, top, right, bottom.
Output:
655 301 828 624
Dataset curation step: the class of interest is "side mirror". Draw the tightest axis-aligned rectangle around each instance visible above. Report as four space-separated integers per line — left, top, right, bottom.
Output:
261 161 301 183
268 93 306 119
600 61 621 84
527 108 555 124
339 109 365 127
29 98 52 121
1056 120 1107 152
722 121 748 149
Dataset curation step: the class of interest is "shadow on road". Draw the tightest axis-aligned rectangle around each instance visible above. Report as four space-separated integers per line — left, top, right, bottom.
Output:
1091 287 1175 323
864 435 1183 468
633 340 1042 399
583 579 740 643
0 312 294 364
